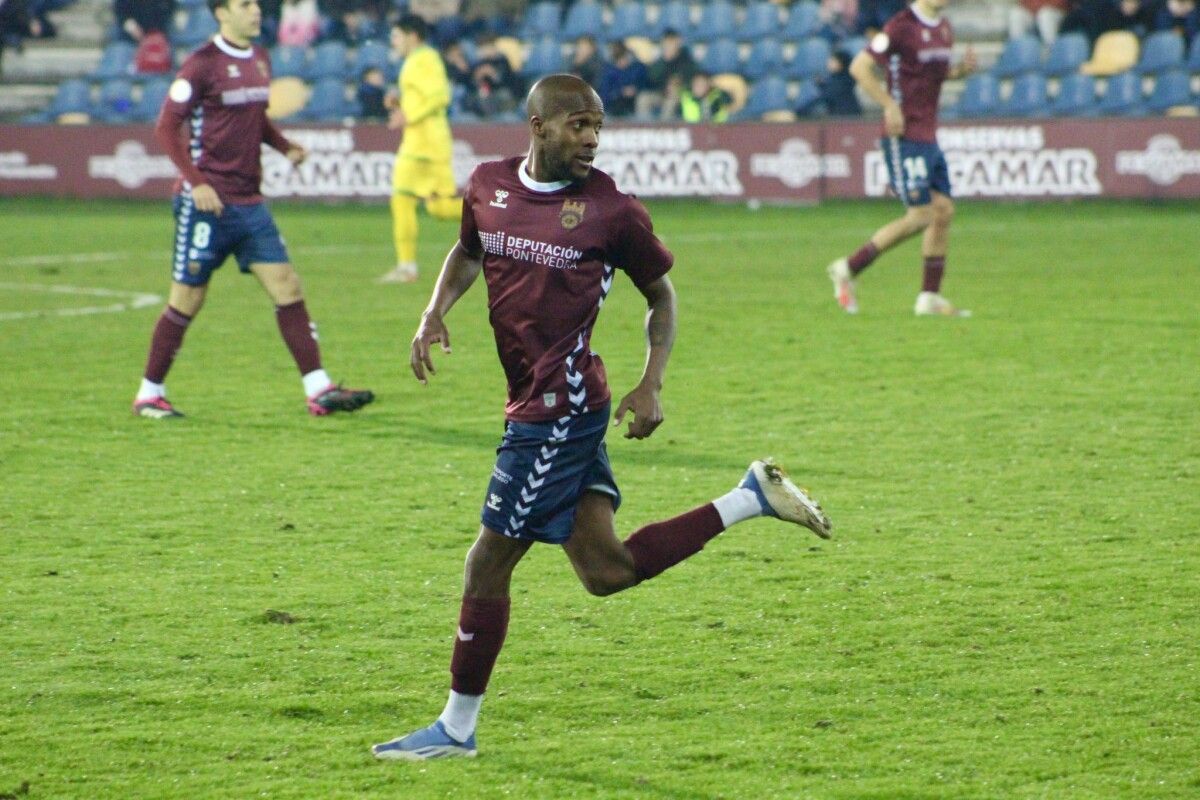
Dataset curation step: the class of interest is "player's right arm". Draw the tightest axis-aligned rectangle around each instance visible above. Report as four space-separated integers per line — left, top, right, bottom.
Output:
155 54 224 214
851 29 904 137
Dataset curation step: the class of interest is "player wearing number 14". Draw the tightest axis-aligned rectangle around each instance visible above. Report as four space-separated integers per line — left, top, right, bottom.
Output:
825 0 975 317
132 0 372 418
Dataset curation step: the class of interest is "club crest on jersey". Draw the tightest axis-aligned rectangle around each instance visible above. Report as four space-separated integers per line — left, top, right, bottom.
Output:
227 64 241 78
559 200 586 230
490 189 509 208
188 261 202 275
256 60 268 77
543 392 557 407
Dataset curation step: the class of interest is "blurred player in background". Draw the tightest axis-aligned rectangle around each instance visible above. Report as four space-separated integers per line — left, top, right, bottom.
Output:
133 0 373 418
827 0 976 316
378 14 461 284
371 75 831 761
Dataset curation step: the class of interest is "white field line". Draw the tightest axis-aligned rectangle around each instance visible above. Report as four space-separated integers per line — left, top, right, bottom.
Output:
0 282 162 322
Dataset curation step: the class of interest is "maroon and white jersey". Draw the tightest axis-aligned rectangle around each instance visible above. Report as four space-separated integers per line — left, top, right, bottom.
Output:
461 157 674 423
869 5 953 144
155 35 290 203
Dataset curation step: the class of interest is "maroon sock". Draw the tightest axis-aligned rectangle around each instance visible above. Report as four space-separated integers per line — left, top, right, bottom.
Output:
449 596 511 696
622 504 726 583
143 305 192 383
275 300 322 376
922 256 946 293
848 241 879 276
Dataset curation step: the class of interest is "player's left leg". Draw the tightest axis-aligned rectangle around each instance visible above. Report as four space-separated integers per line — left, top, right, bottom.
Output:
424 159 462 222
913 187 969 317
380 152 425 283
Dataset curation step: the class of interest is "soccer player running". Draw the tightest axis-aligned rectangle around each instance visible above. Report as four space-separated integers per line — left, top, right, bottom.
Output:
372 74 832 761
377 15 462 284
827 0 976 316
133 0 373 418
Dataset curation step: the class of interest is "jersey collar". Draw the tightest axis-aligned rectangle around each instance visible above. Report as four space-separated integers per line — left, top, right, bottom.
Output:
517 158 571 193
910 4 942 27
214 34 254 59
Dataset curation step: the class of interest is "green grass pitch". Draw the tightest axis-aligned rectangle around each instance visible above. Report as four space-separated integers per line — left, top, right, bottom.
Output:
1 196 1197 799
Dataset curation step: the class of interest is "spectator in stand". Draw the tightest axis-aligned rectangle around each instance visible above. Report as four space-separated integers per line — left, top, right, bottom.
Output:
638 28 696 119
797 49 862 117
443 39 474 92
569 34 604 88
460 0 524 37
26 0 74 39
470 33 522 116
276 0 319 47
358 65 389 120
0 0 43 76
258 0 281 44
115 0 174 45
1060 0 1109 42
818 0 859 42
1008 0 1069 43
855 0 904 37
1103 0 1157 38
321 0 386 44
599 39 647 118
1156 0 1199 44
678 71 731 122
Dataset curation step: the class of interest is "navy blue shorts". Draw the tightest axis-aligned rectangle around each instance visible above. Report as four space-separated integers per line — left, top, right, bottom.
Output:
171 194 290 286
481 404 621 544
881 137 951 207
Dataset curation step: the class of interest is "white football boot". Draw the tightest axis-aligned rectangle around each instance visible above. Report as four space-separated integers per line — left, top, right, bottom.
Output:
738 459 832 539
826 257 858 314
378 262 419 284
914 291 970 317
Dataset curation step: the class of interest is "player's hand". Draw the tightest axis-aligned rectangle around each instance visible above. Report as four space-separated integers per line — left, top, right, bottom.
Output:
883 101 905 138
410 311 451 384
613 381 663 440
285 144 307 166
191 183 224 216
388 109 406 130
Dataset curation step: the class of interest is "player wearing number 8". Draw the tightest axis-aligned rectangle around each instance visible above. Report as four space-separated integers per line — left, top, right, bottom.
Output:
825 0 975 317
133 0 373 418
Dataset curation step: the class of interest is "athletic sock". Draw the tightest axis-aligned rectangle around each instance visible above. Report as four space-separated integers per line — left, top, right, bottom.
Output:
848 241 879 276
622 504 726 583
136 378 166 403
449 596 510 698
142 305 192 387
301 369 333 398
438 690 483 743
922 256 946 293
711 487 764 528
275 300 323 377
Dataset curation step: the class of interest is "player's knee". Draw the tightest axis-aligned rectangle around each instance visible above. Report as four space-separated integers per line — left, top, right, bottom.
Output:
933 198 955 227
428 197 461 220
907 206 935 231
579 565 636 597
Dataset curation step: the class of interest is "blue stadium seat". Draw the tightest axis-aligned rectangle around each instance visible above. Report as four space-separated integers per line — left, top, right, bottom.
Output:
786 36 831 80
522 37 564 78
781 1 820 42
303 78 351 120
743 38 784 81
521 2 562 39
271 45 308 79
1188 34 1200 72
739 75 791 119
737 1 781 42
793 80 821 115
1042 32 1088 77
691 0 737 43
1047 73 1097 116
309 41 348 81
992 34 1041 79
351 40 390 79
93 78 135 123
999 73 1048 117
174 8 218 48
651 0 691 39
608 1 647 40
1136 31 1184 75
562 0 604 41
699 38 740 75
430 16 467 47
1144 69 1192 113
953 72 999 118
47 78 92 118
131 76 171 121
839 36 868 57
1096 71 1143 116
93 41 136 79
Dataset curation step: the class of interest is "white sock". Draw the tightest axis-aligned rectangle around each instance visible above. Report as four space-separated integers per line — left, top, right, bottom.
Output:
136 379 165 402
712 487 764 529
301 369 332 398
438 690 483 742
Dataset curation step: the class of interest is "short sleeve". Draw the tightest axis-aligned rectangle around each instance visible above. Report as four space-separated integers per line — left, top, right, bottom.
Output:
458 168 483 257
608 197 673 290
868 19 901 67
162 54 208 120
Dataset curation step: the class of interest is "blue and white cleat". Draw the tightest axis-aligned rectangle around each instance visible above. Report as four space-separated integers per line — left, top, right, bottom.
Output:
372 720 477 761
739 459 832 539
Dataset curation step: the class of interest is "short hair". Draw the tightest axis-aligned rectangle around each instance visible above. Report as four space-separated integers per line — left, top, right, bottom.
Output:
395 14 429 40
206 0 229 12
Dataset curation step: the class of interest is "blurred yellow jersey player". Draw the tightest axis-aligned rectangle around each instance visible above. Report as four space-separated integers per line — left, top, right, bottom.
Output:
379 15 461 284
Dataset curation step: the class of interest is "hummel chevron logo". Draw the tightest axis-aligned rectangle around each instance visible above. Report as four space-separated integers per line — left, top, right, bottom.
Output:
576 333 586 350
600 274 613 293
568 389 586 405
533 460 550 475
514 502 531 516
527 475 545 489
508 516 525 530
565 371 583 388
566 354 575 369
456 627 475 642
520 487 538 503
549 425 568 442
540 446 559 460
558 416 571 425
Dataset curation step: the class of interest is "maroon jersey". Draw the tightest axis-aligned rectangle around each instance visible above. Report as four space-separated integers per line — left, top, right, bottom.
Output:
155 35 290 203
460 157 674 423
869 5 953 144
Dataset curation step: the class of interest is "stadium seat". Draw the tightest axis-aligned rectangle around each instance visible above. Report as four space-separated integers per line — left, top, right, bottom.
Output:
699 38 740 75
562 0 605 41
792 80 821 116
351 40 390 79
93 41 136 79
999 73 1048 117
1047 73 1097 116
493 36 525 72
1096 71 1143 115
625 36 657 64
1082 31 1139 76
271 45 308 79
743 38 784 81
781 1 820 42
608 2 647 41
1135 31 1184 75
46 78 92 119
736 75 791 120
1189 35 1200 73
992 34 1041 79
131 77 171 121
520 2 562 39
93 78 135 123
839 36 868 58
711 72 748 115
786 36 831 80
691 0 737 43
308 41 348 81
1042 32 1088 77
174 8 218 48
736 1 781 42
1144 69 1192 113
651 0 691 39
268 76 311 120
953 72 999 118
522 37 563 78
302 78 351 120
